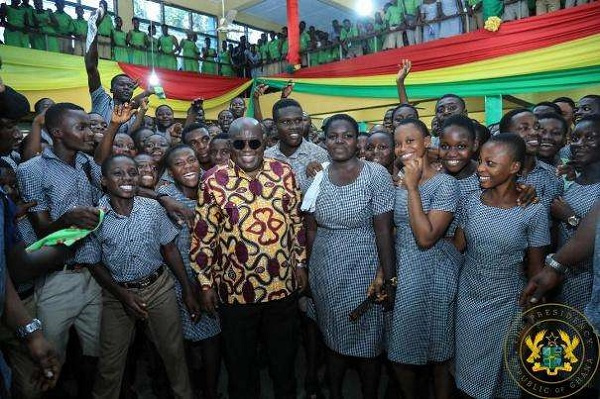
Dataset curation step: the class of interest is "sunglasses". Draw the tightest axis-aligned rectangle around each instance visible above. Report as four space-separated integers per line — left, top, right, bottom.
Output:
232 139 262 150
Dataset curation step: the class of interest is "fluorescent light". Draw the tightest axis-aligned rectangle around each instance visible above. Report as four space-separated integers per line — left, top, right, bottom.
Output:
149 71 160 86
356 0 373 16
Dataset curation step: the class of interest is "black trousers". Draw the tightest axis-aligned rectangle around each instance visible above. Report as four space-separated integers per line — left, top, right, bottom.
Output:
219 294 299 399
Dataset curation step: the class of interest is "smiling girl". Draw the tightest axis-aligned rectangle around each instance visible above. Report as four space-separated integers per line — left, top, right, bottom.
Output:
453 133 549 398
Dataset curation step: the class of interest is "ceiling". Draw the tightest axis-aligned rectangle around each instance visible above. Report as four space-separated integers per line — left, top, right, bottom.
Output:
238 0 390 31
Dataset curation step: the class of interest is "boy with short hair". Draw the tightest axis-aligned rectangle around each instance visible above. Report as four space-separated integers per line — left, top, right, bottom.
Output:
87 154 199 399
72 5 87 56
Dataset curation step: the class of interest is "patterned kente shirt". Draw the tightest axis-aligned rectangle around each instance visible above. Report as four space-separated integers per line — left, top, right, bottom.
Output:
191 158 306 305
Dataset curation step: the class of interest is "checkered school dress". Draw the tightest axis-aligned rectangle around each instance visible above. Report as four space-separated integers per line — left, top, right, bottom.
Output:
517 159 563 210
308 161 394 358
157 184 221 341
454 192 550 399
557 182 600 312
387 173 461 364
447 172 480 237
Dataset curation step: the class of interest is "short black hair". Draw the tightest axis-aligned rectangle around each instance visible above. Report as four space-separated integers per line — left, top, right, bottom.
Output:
440 114 476 141
130 127 155 147
537 112 568 136
367 131 393 147
33 97 53 114
110 74 131 90
395 118 429 137
211 133 230 142
533 101 562 114
485 133 526 170
156 104 173 113
499 108 533 134
437 94 466 109
101 154 135 177
581 94 600 102
218 109 234 118
392 103 419 119
553 97 575 108
45 103 84 135
323 114 359 136
473 121 491 146
162 144 195 169
272 98 302 122
358 132 369 137
182 123 209 143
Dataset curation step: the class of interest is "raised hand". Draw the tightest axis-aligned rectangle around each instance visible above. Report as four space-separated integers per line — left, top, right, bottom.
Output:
396 59 412 83
281 80 294 98
252 83 269 99
111 103 135 125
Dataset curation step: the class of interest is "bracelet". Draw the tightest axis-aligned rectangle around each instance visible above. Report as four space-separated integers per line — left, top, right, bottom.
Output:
545 253 567 275
296 263 307 269
156 193 169 202
16 318 42 340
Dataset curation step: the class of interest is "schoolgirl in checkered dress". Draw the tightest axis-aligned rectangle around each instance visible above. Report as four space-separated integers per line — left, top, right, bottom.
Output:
454 134 550 399
157 182 221 341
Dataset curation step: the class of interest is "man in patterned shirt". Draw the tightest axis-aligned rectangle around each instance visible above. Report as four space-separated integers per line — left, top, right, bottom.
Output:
191 117 307 399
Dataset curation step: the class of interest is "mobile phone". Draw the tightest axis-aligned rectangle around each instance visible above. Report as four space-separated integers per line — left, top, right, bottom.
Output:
154 85 166 99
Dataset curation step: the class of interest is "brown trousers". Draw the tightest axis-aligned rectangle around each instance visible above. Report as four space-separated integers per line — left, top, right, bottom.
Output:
92 271 192 399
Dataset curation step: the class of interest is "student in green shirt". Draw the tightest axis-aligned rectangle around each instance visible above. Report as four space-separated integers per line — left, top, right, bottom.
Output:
72 5 87 56
53 0 73 54
97 0 113 59
383 1 405 49
340 19 362 58
180 32 199 72
1 0 30 48
218 40 233 77
127 17 148 66
158 24 179 70
31 0 58 52
112 16 129 63
401 0 422 45
258 34 269 65
147 23 159 68
266 31 281 75
201 36 217 74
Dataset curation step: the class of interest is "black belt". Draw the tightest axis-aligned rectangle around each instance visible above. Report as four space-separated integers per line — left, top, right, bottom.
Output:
18 287 35 301
118 266 164 290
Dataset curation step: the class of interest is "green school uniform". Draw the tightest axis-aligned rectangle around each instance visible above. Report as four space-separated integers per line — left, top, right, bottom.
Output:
267 38 281 60
97 16 113 37
53 10 72 36
200 47 217 74
385 4 404 26
158 35 177 70
128 30 147 66
112 29 129 62
32 9 58 52
218 50 233 77
180 39 199 72
147 36 159 67
72 18 87 37
259 43 269 62
281 39 288 60
300 31 310 52
4 5 29 47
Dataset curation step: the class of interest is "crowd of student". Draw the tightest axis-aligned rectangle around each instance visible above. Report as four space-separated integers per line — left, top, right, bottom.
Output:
2 0 589 78
0 5 600 398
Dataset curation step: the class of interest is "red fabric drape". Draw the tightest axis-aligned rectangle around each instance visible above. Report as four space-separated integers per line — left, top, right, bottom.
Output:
286 0 300 66
118 63 250 100
280 2 600 78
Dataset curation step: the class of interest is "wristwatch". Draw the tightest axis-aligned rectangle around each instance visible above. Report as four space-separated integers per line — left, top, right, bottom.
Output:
545 253 567 275
16 318 42 340
567 215 580 228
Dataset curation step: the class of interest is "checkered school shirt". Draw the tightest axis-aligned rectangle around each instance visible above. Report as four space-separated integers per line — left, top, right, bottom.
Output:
86 196 178 283
265 139 329 194
91 86 136 135
16 148 103 265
